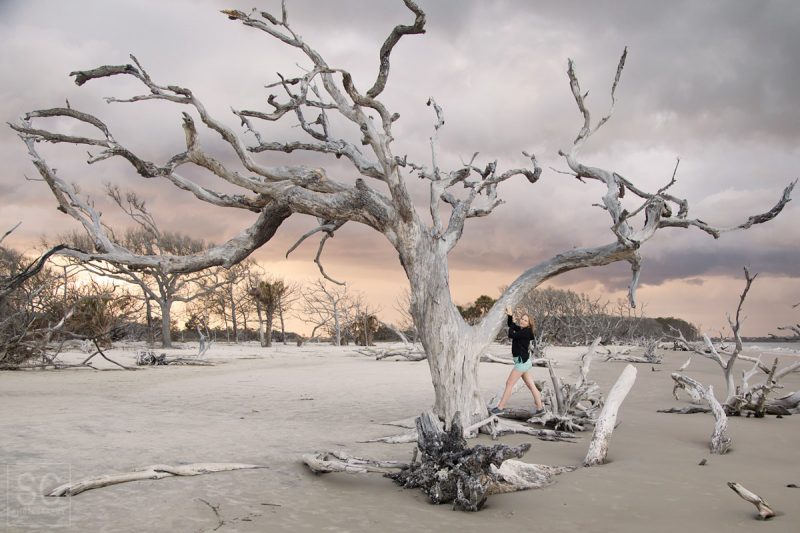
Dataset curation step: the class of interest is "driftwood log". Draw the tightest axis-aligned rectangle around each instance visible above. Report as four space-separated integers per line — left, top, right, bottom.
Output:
727 482 776 520
583 364 637 466
47 463 266 497
530 339 603 431
671 373 730 454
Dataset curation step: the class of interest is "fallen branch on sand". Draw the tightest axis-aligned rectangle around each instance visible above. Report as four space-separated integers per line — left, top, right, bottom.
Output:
727 482 776 520
303 451 409 474
135 350 214 366
46 463 267 497
583 364 637 466
671 373 730 454
354 345 427 361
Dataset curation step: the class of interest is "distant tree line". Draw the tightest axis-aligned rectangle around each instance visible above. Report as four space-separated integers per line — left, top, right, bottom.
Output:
457 287 699 346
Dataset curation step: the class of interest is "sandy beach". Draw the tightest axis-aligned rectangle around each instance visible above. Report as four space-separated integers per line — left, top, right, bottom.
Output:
1 342 798 532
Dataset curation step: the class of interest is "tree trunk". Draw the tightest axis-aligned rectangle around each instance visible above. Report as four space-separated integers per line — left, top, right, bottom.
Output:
404 240 488 427
160 299 172 348
255 301 266 347
229 284 238 343
279 307 286 344
266 312 273 347
333 304 341 346
145 297 154 347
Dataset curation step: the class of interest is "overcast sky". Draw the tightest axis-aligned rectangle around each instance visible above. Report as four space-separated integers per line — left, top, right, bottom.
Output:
1 0 799 336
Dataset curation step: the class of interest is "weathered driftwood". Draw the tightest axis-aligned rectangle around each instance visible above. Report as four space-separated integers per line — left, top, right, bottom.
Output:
135 350 213 366
489 461 576 494
671 373 730 454
367 416 576 444
724 357 800 416
355 345 427 361
480 353 513 365
766 391 800 414
672 372 703 403
47 463 266 497
386 411 531 511
530 339 603 431
727 482 776 520
492 407 535 421
583 364 637 466
493 419 577 442
657 406 711 414
302 451 408 474
603 337 662 364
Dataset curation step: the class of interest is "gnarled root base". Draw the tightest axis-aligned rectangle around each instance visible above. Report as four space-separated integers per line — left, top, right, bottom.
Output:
47 463 266 497
386 411 531 511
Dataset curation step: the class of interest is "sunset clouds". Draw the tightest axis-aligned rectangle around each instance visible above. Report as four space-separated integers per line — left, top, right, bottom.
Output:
1 0 798 335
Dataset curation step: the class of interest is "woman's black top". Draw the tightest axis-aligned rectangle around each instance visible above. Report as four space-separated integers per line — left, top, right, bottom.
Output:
508 315 535 363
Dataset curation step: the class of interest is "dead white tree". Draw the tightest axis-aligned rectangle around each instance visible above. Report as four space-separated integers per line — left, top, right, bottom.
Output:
299 279 356 345
10 1 795 427
60 188 222 348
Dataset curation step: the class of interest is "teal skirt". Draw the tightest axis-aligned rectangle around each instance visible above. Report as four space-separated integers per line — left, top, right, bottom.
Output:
513 356 533 373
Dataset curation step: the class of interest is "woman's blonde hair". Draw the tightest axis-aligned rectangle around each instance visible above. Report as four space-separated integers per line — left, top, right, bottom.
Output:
520 311 535 333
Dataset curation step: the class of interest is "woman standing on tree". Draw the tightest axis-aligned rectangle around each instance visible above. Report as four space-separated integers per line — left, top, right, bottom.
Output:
490 307 545 415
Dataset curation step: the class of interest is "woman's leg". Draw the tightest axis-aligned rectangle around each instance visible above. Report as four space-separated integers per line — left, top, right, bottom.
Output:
521 371 544 410
497 369 524 409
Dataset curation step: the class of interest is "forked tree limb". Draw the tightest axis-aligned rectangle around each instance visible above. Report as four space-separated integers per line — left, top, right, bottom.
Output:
47 463 267 497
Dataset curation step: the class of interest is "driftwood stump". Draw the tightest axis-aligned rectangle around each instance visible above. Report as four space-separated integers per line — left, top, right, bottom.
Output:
386 411 530 511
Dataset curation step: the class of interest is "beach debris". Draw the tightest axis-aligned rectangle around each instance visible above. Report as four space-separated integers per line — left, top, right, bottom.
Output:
583 364 637 466
385 411 531 511
355 345 427 361
529 339 604 432
306 411 573 512
135 349 213 366
671 373 730 454
302 451 409 474
602 336 663 364
698 458 707 466
664 270 800 418
727 482 776 520
46 463 267 497
657 406 711 414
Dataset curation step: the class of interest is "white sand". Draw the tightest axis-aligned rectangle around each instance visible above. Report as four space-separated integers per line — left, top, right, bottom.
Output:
1 342 798 532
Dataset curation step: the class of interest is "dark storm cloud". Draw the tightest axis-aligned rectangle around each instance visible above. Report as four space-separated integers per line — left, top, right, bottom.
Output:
1 1 798 333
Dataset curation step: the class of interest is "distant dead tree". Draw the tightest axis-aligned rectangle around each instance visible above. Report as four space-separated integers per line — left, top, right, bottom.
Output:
665 268 800 443
11 2 794 425
59 186 222 348
394 289 417 343
299 279 356 346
